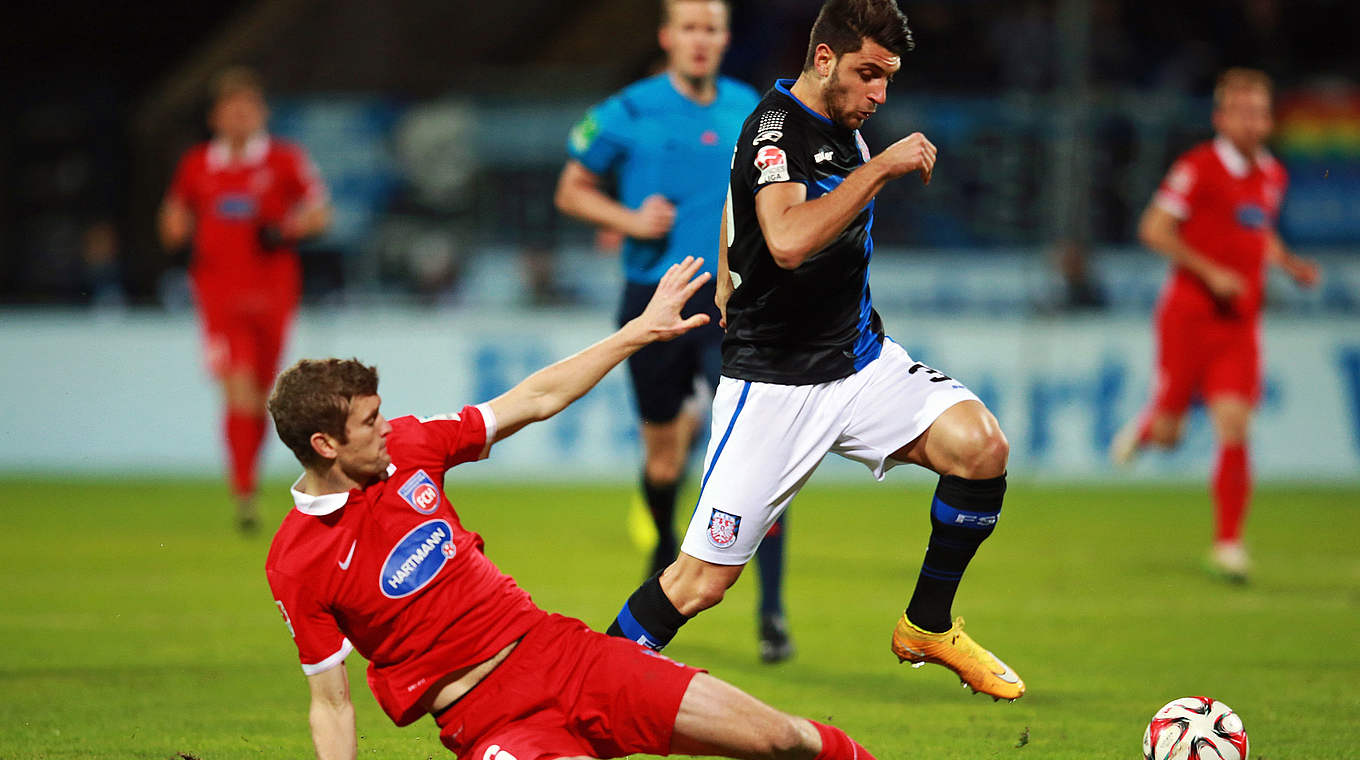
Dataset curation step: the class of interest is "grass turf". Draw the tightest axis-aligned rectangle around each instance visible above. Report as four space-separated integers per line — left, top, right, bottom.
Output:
0 477 1357 759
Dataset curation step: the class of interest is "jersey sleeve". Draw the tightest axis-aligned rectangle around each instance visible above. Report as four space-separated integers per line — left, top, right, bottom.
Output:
268 568 352 676
166 151 200 207
745 111 812 194
281 144 330 208
1152 155 1201 220
566 96 632 176
400 404 496 469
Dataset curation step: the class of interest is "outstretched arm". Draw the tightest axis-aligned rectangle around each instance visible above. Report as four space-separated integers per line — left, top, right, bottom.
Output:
487 256 711 441
756 133 935 270
307 665 356 760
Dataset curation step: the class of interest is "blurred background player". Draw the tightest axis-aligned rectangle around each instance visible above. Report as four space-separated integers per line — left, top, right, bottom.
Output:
265 259 880 760
606 0 1025 703
555 0 794 662
1111 68 1321 582
159 67 332 532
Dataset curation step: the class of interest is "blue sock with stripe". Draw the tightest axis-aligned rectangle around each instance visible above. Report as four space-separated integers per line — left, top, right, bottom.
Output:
905 473 1006 633
606 571 689 650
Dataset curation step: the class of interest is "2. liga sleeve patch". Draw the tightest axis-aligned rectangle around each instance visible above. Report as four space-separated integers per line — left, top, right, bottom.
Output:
706 508 742 548
754 146 790 185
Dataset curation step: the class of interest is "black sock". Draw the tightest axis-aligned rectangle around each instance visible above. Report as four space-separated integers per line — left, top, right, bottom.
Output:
606 571 690 650
755 511 788 617
906 473 1007 633
642 475 679 576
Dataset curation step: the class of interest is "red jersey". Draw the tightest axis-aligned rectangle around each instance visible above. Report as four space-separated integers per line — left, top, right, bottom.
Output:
1152 136 1288 319
265 405 549 727
168 134 327 296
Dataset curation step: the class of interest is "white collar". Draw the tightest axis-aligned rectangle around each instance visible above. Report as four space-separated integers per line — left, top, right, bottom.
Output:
290 463 397 516
1213 135 1272 179
206 133 270 171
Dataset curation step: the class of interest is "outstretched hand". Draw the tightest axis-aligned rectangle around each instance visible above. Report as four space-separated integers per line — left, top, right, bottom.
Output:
634 256 712 342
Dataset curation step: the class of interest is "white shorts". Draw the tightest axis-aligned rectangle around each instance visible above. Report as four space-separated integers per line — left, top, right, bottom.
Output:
680 339 979 565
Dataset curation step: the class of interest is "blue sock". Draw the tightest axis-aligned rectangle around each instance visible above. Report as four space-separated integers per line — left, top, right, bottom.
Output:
755 511 788 617
606 571 689 650
905 473 1006 633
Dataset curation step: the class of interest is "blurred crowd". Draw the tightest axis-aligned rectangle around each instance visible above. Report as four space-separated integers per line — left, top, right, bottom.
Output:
2 0 1357 308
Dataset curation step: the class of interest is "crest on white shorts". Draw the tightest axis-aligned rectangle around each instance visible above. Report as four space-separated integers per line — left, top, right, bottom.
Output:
706 509 742 549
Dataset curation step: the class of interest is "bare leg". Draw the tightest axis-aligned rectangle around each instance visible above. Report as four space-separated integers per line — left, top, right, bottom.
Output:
670 674 821 760
659 552 746 617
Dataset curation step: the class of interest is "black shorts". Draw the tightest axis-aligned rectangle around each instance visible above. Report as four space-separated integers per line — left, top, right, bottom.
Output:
617 279 723 424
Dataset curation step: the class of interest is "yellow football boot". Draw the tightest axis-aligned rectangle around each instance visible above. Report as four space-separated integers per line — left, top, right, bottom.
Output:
891 615 1025 701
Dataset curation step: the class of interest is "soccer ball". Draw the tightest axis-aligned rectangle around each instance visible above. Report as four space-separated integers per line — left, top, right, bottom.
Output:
1143 696 1249 760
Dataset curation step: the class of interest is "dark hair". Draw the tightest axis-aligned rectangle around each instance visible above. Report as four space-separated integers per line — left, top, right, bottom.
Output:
803 0 914 70
660 0 730 25
268 358 379 468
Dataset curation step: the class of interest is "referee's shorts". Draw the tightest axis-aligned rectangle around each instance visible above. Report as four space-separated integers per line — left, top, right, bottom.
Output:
617 278 723 424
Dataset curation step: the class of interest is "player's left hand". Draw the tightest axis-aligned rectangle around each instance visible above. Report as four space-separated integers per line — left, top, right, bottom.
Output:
635 256 712 343
1284 256 1322 288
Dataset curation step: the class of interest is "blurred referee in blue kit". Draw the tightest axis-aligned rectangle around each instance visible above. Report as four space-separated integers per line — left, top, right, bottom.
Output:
555 0 794 662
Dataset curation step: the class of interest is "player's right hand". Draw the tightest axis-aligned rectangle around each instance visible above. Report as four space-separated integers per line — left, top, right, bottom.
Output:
630 194 677 240
877 132 937 185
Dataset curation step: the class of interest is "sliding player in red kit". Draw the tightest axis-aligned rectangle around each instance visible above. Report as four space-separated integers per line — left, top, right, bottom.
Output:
160 67 331 532
1112 69 1320 581
263 258 881 760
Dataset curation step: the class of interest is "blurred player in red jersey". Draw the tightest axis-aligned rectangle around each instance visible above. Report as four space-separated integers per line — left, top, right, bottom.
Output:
1111 68 1321 581
263 258 880 760
159 67 331 532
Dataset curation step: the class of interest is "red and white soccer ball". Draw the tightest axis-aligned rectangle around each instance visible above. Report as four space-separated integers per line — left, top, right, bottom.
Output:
1143 696 1249 760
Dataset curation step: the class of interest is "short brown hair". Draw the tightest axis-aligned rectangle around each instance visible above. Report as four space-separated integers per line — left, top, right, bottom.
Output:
268 358 379 468
803 0 914 70
660 0 730 25
212 66 265 104
1214 68 1272 107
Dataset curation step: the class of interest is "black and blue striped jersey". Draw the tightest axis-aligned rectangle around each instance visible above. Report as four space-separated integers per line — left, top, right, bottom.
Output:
722 79 885 385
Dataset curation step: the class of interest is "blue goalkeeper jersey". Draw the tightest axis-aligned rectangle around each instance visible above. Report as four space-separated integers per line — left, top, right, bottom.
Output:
567 73 759 285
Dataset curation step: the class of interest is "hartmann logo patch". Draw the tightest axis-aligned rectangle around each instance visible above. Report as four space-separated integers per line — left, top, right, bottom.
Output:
379 520 455 598
398 470 441 514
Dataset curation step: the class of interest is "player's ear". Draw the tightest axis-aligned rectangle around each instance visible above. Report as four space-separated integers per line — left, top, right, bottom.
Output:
814 43 836 79
658 20 673 53
309 431 341 462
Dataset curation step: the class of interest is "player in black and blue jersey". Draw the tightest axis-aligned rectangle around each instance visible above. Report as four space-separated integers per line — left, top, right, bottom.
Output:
606 0 1027 702
555 0 794 662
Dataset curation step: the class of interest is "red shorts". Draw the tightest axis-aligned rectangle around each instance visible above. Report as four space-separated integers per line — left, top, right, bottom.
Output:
192 280 298 388
1150 305 1261 416
433 614 703 760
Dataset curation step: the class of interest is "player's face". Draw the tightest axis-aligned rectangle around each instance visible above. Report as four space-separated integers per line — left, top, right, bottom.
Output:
660 1 730 81
823 38 901 130
1214 85 1273 156
210 88 268 143
334 394 392 482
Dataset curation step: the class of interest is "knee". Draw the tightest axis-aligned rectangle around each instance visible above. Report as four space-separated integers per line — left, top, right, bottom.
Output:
761 715 814 760
643 455 683 485
1146 416 1182 448
952 425 1009 479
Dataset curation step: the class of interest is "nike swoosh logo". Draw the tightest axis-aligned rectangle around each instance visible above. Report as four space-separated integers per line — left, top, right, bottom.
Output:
991 653 1020 684
338 540 357 570
898 645 927 658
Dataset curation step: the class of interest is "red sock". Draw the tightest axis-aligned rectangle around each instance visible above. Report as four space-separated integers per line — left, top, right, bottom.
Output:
812 721 876 760
1212 443 1250 542
226 411 267 498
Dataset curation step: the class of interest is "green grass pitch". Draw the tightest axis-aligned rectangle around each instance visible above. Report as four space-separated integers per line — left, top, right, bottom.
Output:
1 476 1357 759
